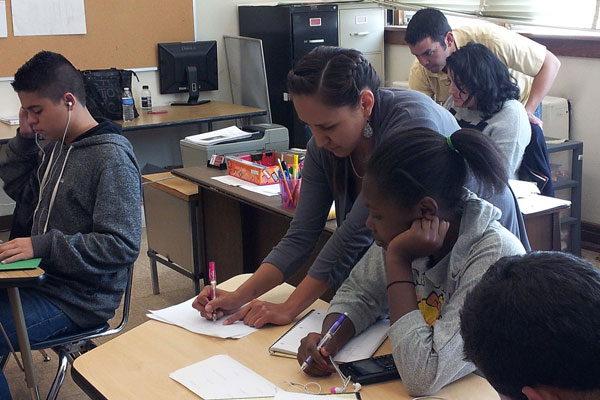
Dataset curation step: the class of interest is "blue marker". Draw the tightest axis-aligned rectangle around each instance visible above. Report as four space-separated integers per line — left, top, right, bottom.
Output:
300 312 348 372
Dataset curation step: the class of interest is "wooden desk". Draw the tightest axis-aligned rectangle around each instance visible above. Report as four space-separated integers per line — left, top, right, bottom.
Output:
71 274 499 400
518 195 571 251
0 267 45 400
142 172 203 294
0 102 266 144
121 103 266 132
171 166 336 289
523 205 569 251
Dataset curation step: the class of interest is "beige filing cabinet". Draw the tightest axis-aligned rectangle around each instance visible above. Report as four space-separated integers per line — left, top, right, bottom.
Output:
142 172 203 294
338 2 385 81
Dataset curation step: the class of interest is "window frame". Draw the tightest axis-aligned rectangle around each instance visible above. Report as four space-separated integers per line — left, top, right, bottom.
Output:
384 25 600 58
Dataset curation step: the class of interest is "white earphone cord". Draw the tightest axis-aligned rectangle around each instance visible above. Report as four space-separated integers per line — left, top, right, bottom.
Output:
32 107 72 234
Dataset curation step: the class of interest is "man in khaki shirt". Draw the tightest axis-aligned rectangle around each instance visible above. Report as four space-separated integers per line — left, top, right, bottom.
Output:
406 8 561 127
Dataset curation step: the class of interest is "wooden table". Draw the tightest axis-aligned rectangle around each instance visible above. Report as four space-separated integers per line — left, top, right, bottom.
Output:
523 205 569 251
0 102 266 144
0 267 45 400
171 166 336 290
519 195 571 251
71 274 499 400
120 102 266 132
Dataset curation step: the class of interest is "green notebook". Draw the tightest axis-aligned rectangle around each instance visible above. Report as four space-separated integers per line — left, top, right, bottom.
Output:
0 258 42 271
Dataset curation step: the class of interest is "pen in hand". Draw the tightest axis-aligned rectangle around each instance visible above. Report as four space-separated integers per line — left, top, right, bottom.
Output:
209 261 217 322
300 312 348 372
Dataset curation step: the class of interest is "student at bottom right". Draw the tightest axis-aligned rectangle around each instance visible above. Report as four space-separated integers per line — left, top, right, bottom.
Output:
461 251 600 400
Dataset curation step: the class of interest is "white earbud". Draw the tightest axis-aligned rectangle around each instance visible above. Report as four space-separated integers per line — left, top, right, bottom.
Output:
67 101 73 107
330 382 361 393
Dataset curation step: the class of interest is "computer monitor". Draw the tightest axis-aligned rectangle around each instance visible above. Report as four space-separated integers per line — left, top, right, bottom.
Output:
158 41 218 106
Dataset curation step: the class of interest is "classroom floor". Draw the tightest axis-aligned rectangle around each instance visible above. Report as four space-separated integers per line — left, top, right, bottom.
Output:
4 230 600 399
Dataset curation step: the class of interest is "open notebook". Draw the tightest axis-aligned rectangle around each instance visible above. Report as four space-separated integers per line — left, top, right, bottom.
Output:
269 309 389 363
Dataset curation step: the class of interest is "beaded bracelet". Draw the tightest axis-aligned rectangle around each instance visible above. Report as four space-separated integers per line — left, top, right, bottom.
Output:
386 280 414 290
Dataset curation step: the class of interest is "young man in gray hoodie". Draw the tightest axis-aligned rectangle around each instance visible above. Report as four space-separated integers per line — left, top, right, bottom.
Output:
0 51 141 399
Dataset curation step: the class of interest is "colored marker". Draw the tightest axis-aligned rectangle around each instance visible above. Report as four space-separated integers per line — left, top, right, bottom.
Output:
148 110 168 114
209 261 217 321
293 154 299 179
300 312 348 372
277 159 294 205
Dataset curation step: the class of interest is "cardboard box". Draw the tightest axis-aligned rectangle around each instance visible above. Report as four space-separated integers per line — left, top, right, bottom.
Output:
226 155 280 185
226 150 306 186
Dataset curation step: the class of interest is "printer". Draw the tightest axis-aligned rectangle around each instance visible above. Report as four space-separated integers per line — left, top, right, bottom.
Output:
180 123 289 168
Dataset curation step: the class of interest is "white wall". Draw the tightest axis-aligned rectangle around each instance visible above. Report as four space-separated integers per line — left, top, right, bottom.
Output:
385 43 600 225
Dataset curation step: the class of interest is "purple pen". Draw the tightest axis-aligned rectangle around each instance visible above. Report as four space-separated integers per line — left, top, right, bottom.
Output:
300 312 348 371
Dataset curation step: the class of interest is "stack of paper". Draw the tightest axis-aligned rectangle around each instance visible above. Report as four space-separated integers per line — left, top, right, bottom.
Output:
0 116 19 126
509 179 571 215
147 297 258 339
182 125 255 146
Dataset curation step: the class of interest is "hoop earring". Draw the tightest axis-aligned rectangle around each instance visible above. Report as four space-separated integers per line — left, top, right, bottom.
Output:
362 121 373 138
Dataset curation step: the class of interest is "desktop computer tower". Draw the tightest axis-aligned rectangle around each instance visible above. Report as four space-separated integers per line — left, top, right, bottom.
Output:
239 4 339 148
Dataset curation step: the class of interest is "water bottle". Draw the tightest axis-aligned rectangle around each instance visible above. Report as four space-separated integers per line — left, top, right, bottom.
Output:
122 87 135 122
141 85 152 110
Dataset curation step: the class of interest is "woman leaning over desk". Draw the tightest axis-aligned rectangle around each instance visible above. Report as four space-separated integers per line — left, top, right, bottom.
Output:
193 46 526 328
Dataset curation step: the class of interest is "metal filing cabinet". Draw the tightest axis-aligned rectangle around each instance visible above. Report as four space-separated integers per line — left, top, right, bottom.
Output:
338 2 385 81
239 4 339 148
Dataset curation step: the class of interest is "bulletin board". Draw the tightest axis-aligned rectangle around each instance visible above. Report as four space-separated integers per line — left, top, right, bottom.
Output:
1 0 195 77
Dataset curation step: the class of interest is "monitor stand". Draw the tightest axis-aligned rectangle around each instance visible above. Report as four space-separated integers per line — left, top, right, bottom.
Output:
171 99 211 106
171 66 211 106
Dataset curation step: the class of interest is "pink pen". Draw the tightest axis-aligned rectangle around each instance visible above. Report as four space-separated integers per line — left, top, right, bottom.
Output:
209 261 217 321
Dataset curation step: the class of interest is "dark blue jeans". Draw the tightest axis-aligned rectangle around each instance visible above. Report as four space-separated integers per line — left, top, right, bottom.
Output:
1 288 79 399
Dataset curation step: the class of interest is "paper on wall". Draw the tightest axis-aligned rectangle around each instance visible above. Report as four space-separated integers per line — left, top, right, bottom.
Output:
12 0 86 36
0 1 7 38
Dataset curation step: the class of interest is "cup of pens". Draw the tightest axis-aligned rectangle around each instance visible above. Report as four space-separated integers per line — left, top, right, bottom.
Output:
277 158 301 209
279 176 301 209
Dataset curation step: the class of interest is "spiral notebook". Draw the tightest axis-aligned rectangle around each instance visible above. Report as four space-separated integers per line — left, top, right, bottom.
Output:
269 309 389 363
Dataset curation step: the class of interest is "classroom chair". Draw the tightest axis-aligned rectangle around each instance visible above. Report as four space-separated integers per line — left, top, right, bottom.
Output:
0 264 134 400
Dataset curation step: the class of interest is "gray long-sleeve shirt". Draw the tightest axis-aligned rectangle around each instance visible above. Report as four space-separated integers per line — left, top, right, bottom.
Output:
0 120 141 328
328 191 526 396
263 88 528 289
263 89 461 288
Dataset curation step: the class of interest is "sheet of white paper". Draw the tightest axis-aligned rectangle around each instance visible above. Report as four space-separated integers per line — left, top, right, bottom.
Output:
12 0 86 36
212 175 248 187
148 297 257 339
212 175 281 196
509 179 540 198
517 194 570 215
334 319 389 363
241 183 280 196
0 1 7 38
170 354 279 399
